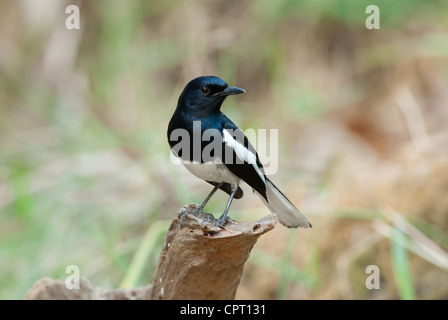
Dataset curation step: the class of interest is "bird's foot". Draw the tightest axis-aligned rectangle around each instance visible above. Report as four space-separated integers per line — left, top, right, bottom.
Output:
188 204 205 215
178 204 204 227
200 214 218 226
178 204 231 229
200 214 230 229
216 215 230 228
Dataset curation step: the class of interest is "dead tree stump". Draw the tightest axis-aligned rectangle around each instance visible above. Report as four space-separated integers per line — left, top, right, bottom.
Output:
151 204 277 299
25 204 277 300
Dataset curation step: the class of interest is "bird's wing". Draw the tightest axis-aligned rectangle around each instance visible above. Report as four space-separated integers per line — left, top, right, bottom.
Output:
220 119 268 200
220 115 311 229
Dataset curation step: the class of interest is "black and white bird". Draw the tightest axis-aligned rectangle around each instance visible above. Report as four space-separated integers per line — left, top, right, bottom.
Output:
167 76 311 229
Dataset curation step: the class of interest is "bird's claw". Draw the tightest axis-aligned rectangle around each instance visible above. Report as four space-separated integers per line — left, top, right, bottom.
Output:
178 205 231 230
200 214 230 229
178 205 206 227
216 215 230 229
200 214 216 226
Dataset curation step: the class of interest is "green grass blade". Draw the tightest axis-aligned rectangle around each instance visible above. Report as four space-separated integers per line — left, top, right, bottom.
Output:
120 220 170 289
391 224 416 300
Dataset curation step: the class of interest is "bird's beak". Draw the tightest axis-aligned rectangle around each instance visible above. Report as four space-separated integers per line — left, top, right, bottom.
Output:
214 86 246 97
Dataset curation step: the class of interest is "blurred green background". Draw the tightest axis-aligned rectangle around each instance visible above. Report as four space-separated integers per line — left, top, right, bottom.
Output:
1 0 448 299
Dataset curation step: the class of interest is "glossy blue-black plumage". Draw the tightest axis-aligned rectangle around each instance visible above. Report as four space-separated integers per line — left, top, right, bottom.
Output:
168 76 267 200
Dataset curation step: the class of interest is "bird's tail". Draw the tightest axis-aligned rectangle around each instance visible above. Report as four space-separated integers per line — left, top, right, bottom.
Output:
256 178 312 228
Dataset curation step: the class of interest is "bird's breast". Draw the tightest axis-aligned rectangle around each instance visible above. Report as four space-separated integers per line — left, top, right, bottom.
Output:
181 159 240 185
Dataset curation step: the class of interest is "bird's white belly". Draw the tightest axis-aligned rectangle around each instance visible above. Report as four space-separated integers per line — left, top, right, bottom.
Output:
182 160 240 185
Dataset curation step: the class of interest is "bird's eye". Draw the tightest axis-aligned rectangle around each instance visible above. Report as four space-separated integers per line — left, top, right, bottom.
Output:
200 86 210 95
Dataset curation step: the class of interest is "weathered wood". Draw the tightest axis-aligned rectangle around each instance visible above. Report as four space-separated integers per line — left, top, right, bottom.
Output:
25 204 277 300
150 204 277 300
25 277 151 300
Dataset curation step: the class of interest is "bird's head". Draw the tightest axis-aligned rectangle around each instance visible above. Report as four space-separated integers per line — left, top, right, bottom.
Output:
176 76 245 115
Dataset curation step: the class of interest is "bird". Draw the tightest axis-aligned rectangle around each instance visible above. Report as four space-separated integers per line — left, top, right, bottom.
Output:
167 76 311 229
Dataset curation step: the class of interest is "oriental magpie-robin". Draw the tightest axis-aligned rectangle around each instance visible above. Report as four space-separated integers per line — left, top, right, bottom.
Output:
168 76 311 228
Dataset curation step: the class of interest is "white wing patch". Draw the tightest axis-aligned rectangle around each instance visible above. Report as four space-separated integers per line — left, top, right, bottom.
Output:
222 129 266 184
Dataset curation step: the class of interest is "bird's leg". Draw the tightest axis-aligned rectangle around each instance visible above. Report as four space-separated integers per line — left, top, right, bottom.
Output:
195 183 222 214
179 185 221 226
216 184 238 228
